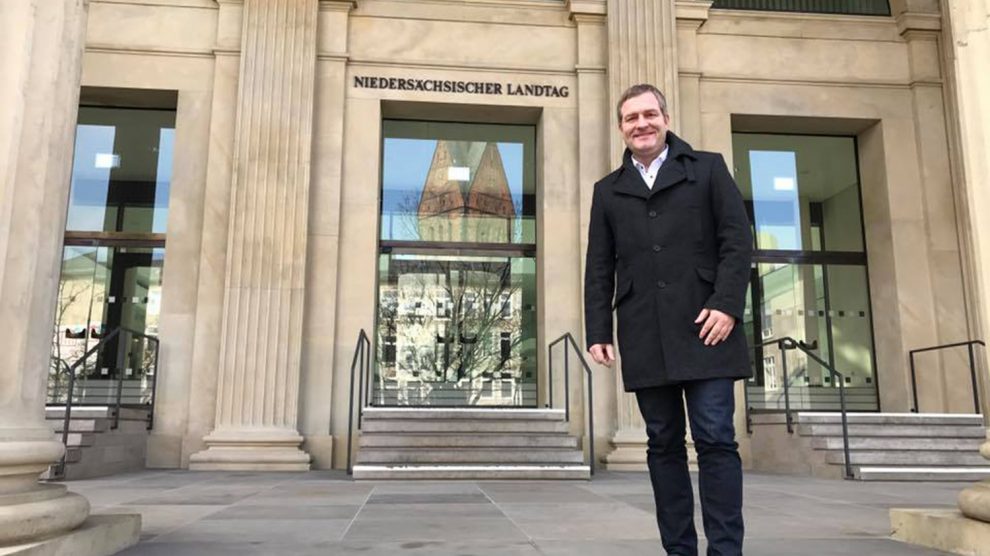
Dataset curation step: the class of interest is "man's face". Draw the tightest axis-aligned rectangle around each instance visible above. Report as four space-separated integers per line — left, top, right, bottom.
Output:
619 92 670 161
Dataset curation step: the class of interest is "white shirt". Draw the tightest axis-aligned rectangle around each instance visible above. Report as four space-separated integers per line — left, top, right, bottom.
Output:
632 145 669 189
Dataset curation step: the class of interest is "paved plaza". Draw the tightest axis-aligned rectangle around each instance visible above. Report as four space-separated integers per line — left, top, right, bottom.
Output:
62 470 960 555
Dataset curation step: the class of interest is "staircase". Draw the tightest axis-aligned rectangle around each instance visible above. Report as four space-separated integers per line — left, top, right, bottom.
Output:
43 406 151 480
352 408 591 480
750 412 990 481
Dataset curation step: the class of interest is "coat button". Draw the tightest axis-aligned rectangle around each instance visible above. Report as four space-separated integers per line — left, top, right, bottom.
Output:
648 210 658 218
652 244 662 252
656 280 666 289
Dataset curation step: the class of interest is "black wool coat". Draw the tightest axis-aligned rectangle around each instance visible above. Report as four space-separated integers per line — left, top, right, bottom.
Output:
584 132 754 390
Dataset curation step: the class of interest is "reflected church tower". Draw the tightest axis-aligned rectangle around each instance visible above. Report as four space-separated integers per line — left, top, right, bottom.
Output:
418 141 516 241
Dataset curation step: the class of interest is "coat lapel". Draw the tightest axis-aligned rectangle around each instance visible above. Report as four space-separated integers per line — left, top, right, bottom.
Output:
612 132 699 200
610 162 650 199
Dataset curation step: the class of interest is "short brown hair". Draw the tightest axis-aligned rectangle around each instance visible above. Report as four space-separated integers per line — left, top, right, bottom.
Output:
616 84 668 122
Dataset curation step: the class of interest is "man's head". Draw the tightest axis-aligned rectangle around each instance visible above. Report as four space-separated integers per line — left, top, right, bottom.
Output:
617 84 671 162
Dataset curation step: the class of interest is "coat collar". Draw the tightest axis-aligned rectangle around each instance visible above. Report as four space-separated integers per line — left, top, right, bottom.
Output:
611 131 698 199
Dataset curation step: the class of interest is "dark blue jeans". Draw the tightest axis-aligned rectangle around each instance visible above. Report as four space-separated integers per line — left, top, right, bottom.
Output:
635 378 744 556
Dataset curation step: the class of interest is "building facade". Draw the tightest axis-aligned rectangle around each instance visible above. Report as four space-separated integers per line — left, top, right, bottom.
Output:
3 0 988 477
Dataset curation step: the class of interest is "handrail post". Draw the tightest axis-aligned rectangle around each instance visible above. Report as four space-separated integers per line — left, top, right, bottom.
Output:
148 338 160 430
909 351 919 413
365 332 373 408
837 370 853 479
56 360 79 479
357 340 366 430
113 329 128 430
968 342 980 414
547 343 554 409
564 334 595 477
346 330 369 476
743 377 752 435
779 339 793 433
564 344 570 423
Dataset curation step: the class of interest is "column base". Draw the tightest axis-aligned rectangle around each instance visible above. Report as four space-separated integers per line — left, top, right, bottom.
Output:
0 435 91 545
604 428 698 471
0 514 140 556
891 508 990 556
605 428 649 471
960 480 990 523
189 428 311 471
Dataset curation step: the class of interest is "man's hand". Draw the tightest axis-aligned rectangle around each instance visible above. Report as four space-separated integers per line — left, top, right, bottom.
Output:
695 308 735 346
588 343 615 367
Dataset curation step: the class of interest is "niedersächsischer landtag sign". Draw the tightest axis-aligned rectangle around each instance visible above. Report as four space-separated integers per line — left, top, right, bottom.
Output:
353 76 569 98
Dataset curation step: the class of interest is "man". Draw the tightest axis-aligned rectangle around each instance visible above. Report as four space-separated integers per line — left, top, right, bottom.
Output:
584 83 752 556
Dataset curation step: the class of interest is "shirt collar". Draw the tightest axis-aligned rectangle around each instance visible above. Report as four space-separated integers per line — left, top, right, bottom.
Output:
632 145 668 173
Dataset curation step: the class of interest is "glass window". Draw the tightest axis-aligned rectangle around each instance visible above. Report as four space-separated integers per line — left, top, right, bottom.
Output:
66 107 175 234
734 132 878 411
50 246 164 405
733 134 864 252
375 120 537 407
50 103 174 407
380 120 535 245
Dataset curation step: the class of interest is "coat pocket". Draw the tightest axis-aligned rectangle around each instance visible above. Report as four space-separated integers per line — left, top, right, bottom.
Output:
612 278 633 310
696 267 716 284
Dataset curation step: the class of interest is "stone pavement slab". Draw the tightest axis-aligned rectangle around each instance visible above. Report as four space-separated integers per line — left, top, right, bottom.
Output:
57 469 959 555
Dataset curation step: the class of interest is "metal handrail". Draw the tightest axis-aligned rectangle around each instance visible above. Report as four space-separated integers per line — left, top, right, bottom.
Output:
548 333 595 476
748 336 853 479
50 326 161 479
346 329 371 475
49 356 71 402
908 340 985 414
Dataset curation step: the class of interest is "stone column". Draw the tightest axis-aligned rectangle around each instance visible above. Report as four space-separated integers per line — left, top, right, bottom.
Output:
603 0 697 471
606 0 680 163
950 0 990 524
0 0 92 545
569 0 615 468
190 0 319 471
891 1 990 552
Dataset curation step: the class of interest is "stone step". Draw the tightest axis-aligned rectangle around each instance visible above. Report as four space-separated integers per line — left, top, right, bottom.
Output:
49 417 148 434
797 424 987 438
796 412 983 426
64 446 82 464
48 418 109 433
45 406 150 421
356 448 585 464
362 408 566 421
352 464 591 480
64 432 95 447
824 450 990 466
855 466 990 482
811 436 985 451
361 419 570 434
359 433 579 449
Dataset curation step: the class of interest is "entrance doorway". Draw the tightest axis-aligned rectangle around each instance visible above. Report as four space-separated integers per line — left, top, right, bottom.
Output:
374 120 537 406
733 133 879 411
50 104 174 405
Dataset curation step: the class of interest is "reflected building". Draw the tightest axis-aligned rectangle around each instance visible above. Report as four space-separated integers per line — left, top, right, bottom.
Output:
377 140 531 406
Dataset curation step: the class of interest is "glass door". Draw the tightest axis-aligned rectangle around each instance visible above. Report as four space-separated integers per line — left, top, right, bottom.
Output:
375 120 537 406
50 105 173 406
734 133 879 411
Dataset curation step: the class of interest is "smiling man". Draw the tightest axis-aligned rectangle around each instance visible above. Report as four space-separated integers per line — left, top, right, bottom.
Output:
584 84 753 556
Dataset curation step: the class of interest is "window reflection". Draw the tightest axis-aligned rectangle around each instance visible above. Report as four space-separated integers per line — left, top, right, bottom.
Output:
380 121 535 245
733 134 864 252
734 132 877 411
377 120 537 407
66 107 175 234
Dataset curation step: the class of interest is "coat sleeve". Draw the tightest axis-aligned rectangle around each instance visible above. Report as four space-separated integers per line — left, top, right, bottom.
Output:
705 154 753 322
584 182 616 347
